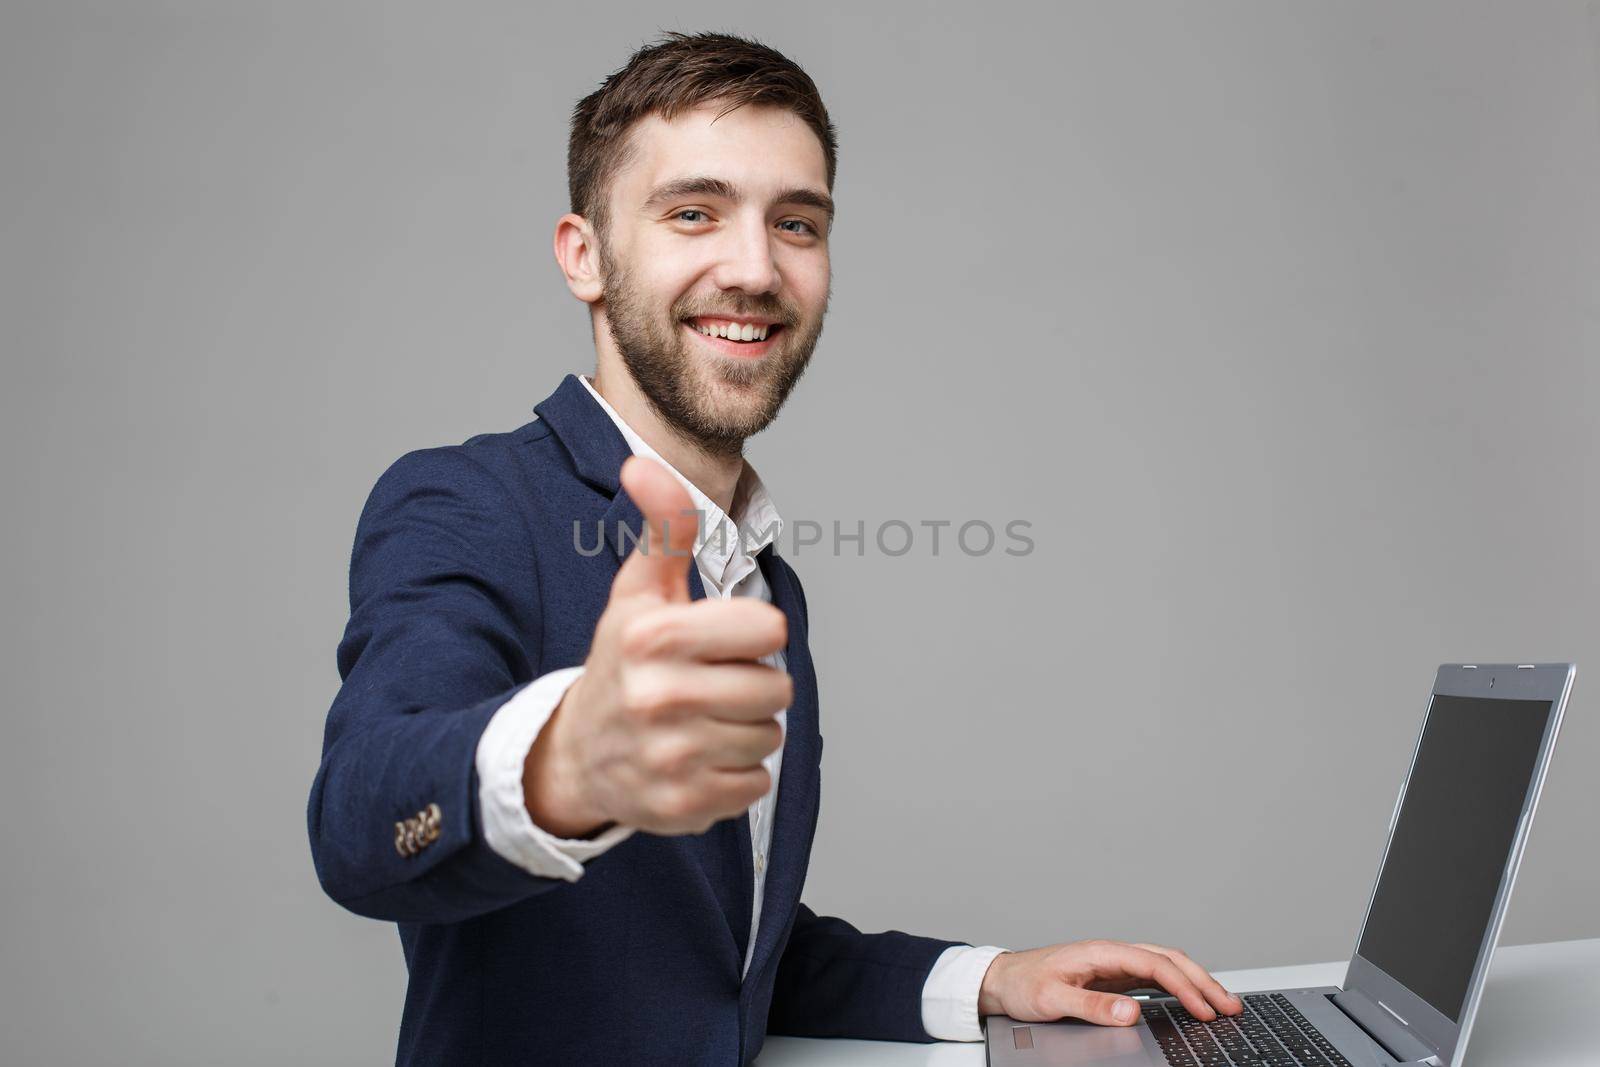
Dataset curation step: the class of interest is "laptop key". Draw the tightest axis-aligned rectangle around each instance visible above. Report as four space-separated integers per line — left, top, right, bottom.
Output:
1152 996 1354 1067
1145 1011 1201 1066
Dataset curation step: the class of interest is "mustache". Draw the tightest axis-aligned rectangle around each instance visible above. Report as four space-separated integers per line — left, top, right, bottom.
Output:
676 305 797 326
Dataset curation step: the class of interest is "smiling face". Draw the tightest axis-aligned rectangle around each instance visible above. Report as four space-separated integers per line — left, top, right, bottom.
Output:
589 101 833 455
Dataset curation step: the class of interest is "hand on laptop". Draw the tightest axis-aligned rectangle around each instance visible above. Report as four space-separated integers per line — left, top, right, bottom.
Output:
977 939 1243 1026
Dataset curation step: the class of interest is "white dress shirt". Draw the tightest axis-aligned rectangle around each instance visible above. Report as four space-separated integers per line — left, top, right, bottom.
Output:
474 374 1006 1040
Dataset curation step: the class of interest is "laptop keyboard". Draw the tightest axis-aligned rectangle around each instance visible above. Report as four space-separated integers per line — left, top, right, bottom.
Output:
1144 992 1354 1067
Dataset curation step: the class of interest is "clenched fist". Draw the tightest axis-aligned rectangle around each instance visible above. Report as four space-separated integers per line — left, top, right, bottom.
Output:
522 454 792 837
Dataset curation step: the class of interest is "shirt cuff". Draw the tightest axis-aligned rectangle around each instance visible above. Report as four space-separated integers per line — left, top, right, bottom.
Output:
474 665 634 881
920 944 1010 1041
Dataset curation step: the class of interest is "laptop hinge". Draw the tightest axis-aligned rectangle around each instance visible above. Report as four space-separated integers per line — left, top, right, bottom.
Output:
1330 989 1442 1066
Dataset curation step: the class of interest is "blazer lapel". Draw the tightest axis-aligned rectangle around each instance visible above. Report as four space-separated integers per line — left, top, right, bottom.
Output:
533 374 632 495
742 545 822 985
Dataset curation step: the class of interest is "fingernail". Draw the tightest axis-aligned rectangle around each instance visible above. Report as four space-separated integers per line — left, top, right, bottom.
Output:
1114 1000 1136 1023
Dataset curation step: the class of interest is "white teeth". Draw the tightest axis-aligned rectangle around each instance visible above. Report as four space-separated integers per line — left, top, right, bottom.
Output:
693 321 772 342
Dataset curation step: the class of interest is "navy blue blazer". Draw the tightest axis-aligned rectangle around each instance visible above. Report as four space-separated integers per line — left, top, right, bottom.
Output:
307 374 966 1064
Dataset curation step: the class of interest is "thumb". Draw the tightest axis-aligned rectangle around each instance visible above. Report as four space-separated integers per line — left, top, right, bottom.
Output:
610 454 698 602
1048 986 1142 1027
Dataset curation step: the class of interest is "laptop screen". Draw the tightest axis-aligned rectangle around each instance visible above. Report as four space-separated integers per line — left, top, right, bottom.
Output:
1353 693 1551 1022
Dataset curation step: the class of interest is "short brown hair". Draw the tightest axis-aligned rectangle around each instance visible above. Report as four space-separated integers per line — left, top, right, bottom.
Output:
567 30 838 250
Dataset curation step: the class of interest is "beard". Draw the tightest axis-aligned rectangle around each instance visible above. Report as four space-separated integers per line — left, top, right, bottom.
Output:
597 245 825 457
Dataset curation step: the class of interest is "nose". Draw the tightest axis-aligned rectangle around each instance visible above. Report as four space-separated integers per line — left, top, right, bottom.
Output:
710 213 781 296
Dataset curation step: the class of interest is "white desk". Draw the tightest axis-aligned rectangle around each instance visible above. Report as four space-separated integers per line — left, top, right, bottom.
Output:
756 937 1600 1065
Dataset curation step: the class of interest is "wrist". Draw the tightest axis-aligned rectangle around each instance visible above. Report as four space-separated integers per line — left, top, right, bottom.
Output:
977 949 1014 1016
523 676 611 839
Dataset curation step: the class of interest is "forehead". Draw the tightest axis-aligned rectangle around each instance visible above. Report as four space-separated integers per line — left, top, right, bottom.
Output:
615 102 829 201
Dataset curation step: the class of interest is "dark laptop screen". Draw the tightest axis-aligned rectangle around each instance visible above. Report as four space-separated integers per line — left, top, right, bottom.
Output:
1354 693 1551 1021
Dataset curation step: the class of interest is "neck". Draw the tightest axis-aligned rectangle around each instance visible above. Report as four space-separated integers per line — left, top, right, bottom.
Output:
590 365 745 516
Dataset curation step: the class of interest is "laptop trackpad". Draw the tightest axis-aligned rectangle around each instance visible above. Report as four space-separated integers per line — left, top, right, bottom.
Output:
1023 1018 1155 1064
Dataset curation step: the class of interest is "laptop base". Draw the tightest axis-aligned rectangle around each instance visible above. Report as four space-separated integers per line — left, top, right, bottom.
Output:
985 986 1411 1067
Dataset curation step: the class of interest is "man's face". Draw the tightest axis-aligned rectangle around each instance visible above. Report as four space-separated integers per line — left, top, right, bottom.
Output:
595 102 833 455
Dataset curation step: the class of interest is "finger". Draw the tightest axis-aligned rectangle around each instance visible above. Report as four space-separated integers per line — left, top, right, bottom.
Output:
695 716 786 770
611 455 699 603
1134 943 1241 1016
703 765 774 813
1090 943 1215 1021
626 598 788 662
1090 977 1157 995
1044 985 1143 1027
647 765 773 833
692 662 793 722
631 661 793 723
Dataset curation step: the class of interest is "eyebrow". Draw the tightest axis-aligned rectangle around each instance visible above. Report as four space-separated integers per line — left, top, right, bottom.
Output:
641 175 835 223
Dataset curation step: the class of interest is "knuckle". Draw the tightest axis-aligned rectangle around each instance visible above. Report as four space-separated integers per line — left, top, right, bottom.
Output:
619 612 676 660
644 734 694 777
655 784 700 822
617 672 654 716
621 668 682 719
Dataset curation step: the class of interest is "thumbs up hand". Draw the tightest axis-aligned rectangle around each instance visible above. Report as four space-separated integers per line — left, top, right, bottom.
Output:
522 455 793 838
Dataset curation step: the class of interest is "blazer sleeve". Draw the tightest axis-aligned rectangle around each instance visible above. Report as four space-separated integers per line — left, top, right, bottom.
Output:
306 446 566 924
767 903 966 1042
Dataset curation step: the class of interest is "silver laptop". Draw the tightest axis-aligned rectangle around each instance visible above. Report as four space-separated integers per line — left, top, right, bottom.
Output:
986 662 1575 1067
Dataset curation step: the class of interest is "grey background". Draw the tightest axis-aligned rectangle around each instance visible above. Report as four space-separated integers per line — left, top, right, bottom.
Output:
3 2 1597 1063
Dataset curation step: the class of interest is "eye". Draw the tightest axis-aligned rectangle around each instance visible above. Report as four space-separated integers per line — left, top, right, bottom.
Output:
674 209 709 224
779 219 819 236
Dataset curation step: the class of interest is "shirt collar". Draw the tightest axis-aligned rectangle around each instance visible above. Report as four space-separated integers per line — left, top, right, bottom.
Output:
578 375 784 576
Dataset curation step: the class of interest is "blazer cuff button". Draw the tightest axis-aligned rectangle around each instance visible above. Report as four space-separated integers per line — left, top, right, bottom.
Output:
394 803 441 857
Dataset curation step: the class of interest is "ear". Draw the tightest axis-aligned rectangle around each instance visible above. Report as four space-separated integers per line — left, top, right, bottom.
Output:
553 212 604 304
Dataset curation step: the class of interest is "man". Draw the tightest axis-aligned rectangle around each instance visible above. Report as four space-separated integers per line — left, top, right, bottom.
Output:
307 30 1241 1065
